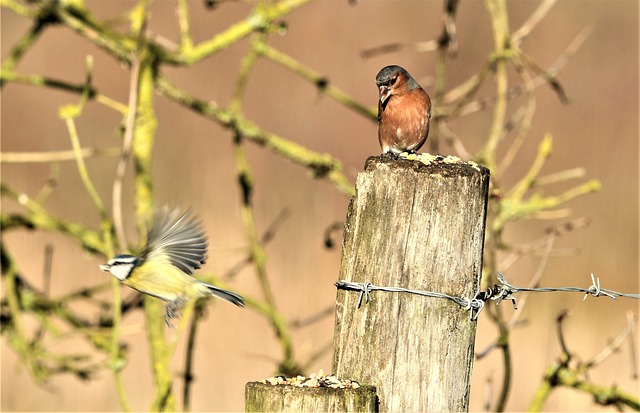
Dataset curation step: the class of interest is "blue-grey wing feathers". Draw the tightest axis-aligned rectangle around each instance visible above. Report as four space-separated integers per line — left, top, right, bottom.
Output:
143 207 207 275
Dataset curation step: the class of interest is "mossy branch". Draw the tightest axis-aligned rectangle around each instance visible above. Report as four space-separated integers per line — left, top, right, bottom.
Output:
529 313 640 411
1 185 107 255
0 244 119 384
479 0 510 174
493 135 601 232
255 43 376 120
178 0 311 65
0 69 128 113
156 75 355 196
0 14 47 76
1 147 121 163
228 30 298 374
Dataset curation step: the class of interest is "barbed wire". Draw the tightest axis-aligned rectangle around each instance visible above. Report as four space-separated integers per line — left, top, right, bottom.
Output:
335 273 640 321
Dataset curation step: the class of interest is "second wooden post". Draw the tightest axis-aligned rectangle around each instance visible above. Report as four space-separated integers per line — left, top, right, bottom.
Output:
332 155 490 412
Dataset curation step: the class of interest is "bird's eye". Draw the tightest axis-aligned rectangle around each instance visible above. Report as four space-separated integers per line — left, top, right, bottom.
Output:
389 76 397 86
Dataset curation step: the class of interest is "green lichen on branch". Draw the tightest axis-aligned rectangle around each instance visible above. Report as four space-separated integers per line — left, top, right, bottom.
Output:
492 134 601 232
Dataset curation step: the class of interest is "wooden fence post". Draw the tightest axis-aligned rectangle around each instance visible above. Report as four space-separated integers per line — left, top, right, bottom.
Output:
245 382 377 412
332 155 490 412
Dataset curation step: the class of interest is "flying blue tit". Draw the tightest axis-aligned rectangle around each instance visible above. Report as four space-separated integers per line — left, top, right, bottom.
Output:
99 207 244 326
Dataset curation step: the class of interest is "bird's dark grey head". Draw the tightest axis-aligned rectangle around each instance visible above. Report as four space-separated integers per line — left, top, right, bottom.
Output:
375 65 421 106
376 65 421 93
99 254 140 281
375 65 407 87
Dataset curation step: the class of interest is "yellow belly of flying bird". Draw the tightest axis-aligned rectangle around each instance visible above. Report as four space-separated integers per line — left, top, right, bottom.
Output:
123 260 210 303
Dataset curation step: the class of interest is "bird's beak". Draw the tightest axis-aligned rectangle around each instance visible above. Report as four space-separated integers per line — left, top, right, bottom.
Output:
379 85 392 105
99 264 110 272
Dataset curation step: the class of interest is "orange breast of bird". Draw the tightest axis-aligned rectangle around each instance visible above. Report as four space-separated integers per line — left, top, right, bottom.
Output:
378 89 431 154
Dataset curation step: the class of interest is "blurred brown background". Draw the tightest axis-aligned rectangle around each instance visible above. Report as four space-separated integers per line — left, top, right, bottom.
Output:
1 0 638 411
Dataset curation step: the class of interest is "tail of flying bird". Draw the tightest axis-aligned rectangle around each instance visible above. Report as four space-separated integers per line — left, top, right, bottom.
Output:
203 282 245 307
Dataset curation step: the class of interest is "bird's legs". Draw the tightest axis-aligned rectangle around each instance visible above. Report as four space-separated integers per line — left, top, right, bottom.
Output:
164 297 188 328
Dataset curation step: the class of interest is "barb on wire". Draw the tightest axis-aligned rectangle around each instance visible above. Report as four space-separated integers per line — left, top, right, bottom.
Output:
495 272 640 301
335 280 486 320
335 273 639 321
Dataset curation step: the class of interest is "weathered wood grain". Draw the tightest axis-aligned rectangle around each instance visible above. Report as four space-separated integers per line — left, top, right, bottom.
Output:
332 155 490 412
245 382 377 412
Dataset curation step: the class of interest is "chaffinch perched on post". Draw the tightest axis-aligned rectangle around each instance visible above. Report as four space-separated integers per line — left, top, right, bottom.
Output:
376 65 432 154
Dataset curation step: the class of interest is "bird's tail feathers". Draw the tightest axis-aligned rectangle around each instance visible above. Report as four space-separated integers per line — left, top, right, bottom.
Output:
204 283 245 307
